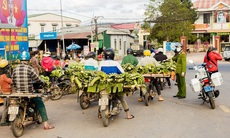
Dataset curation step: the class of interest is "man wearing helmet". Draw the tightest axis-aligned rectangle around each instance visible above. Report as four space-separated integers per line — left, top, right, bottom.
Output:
12 51 54 130
154 48 171 88
98 48 134 119
172 43 187 99
138 50 164 101
84 52 98 70
121 48 139 66
0 59 13 126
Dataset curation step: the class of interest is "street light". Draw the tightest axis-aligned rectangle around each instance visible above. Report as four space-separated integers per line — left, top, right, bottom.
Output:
60 0 65 58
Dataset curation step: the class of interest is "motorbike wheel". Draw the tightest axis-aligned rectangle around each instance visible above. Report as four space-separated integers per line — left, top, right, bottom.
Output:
79 92 90 109
208 92 215 109
11 109 24 137
50 85 63 100
36 110 43 124
58 80 71 95
101 105 110 127
144 83 154 106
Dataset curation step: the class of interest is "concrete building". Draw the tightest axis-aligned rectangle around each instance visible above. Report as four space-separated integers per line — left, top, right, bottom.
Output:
193 0 230 51
28 13 81 50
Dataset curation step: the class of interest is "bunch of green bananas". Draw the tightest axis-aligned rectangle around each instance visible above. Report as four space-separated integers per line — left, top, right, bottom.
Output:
40 75 50 86
51 69 63 78
122 63 135 73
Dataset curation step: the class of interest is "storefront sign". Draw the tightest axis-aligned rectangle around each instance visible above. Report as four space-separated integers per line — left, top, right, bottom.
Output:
40 32 57 40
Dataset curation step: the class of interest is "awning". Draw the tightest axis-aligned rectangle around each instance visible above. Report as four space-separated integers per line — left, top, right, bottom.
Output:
58 32 91 39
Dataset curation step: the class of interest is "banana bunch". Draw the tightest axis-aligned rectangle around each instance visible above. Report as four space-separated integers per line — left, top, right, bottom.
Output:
160 59 177 71
122 63 135 73
39 75 50 86
65 63 84 76
51 69 63 78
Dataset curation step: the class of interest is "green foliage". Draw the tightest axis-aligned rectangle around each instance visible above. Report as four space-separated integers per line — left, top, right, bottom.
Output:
144 0 197 43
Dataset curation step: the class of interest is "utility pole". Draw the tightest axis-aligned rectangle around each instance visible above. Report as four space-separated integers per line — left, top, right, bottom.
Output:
60 0 65 58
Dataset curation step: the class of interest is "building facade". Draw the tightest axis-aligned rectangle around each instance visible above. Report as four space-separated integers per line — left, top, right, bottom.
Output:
193 0 230 51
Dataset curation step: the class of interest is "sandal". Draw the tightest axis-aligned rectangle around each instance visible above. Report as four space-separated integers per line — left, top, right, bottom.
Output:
127 115 134 119
44 125 55 130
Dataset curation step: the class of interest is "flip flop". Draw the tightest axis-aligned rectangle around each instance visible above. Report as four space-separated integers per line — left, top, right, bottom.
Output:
127 115 134 119
44 125 55 130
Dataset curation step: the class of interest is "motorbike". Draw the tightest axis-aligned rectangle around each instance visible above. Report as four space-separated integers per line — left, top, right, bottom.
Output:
76 83 100 109
188 60 223 109
1 83 50 137
98 87 136 127
142 75 158 106
49 74 72 101
98 90 122 127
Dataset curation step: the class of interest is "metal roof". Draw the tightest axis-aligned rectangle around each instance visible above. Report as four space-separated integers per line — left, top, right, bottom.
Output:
193 0 230 9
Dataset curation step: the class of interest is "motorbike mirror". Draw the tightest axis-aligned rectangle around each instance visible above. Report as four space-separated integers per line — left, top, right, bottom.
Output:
188 60 194 64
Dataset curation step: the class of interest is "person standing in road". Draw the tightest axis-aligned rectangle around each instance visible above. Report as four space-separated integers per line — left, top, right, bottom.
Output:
121 48 139 66
203 46 222 75
172 43 187 99
138 50 164 102
98 48 134 119
30 51 41 75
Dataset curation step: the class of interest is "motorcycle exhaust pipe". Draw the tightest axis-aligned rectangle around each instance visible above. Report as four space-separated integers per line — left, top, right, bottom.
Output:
22 120 36 127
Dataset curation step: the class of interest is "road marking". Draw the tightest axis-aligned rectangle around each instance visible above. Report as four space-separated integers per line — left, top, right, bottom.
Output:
219 105 230 113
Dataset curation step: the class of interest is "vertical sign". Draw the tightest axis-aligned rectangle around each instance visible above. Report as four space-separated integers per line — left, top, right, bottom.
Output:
0 0 28 60
180 36 187 53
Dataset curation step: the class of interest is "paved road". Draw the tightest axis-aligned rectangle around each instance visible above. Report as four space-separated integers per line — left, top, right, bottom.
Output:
1 52 230 138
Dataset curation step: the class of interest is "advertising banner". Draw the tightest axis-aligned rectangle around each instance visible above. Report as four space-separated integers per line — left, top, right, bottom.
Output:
0 0 28 60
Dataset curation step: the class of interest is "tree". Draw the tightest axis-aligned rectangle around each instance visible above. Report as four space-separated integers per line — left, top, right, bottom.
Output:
143 0 197 43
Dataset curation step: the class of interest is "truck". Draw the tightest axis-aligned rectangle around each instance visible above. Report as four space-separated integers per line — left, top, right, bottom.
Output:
223 46 230 61
130 44 143 56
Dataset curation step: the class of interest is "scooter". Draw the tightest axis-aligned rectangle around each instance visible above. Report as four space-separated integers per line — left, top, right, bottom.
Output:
98 90 122 127
0 83 50 137
188 60 223 109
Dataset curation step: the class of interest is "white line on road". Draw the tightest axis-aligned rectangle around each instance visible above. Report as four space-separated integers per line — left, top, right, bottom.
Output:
219 105 230 113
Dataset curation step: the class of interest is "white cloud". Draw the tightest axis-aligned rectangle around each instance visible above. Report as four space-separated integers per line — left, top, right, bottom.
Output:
27 0 149 25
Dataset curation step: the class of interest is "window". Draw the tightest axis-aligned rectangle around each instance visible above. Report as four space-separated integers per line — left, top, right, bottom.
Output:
203 13 211 24
52 23 58 32
41 26 44 32
119 39 122 50
53 26 57 32
40 23 46 33
114 39 117 50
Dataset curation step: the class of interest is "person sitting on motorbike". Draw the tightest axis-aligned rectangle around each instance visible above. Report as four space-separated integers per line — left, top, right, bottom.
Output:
121 48 139 66
138 50 164 102
0 59 13 126
84 52 98 70
12 51 54 130
98 48 134 119
154 48 171 88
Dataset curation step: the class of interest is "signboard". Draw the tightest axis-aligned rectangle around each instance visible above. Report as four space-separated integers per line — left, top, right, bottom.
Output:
0 0 29 60
84 45 89 56
166 42 180 51
40 32 57 40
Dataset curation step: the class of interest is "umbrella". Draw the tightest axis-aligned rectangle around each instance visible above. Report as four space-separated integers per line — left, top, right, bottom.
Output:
66 44 81 50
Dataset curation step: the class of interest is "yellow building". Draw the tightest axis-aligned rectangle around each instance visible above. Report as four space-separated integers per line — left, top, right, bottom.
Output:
193 0 230 50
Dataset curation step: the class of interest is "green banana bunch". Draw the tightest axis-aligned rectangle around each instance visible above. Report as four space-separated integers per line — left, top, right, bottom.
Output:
122 63 135 73
39 75 50 86
51 69 63 78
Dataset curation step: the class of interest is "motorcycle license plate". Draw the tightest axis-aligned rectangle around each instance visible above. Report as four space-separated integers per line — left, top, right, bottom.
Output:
99 98 108 106
8 106 19 114
204 86 213 92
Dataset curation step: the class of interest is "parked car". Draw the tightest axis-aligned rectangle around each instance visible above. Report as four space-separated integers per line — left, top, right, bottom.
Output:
131 44 143 56
223 46 230 61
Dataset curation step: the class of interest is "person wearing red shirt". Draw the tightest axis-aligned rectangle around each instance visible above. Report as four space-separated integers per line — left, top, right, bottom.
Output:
204 46 222 74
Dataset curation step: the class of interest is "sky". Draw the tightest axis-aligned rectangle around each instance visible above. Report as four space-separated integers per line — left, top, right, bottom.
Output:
27 0 197 26
27 0 150 25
